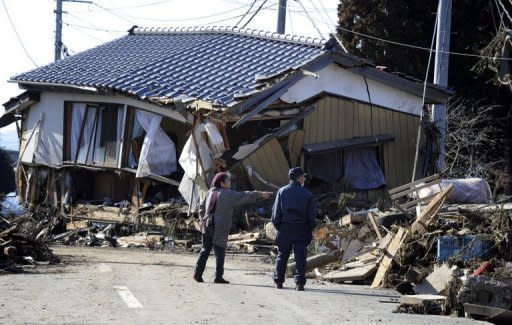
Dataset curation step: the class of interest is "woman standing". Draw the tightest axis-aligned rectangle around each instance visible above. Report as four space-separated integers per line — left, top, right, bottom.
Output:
194 172 273 284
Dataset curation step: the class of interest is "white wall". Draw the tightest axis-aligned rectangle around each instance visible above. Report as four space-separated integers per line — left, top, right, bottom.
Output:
280 63 424 116
20 91 192 167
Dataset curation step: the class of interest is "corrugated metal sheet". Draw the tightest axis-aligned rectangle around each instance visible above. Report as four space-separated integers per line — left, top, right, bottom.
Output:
243 138 289 190
304 96 419 188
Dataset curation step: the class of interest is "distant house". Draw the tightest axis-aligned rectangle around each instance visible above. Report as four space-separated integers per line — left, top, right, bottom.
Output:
0 26 449 216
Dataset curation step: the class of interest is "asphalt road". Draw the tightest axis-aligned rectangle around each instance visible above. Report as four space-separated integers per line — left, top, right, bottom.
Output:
0 246 485 324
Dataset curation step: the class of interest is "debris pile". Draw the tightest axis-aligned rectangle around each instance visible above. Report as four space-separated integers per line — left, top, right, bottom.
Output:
0 206 61 274
303 175 512 323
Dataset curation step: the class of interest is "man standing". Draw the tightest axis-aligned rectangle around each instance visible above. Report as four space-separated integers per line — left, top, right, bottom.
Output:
272 167 317 291
194 172 272 284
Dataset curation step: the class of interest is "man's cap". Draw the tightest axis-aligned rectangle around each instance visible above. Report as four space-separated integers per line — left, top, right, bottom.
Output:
289 167 306 180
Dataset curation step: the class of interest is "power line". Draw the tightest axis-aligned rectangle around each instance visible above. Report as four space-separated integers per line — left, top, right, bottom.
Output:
99 2 250 23
295 0 324 38
241 0 269 28
308 0 335 27
98 0 175 10
337 25 512 61
496 0 512 25
235 0 258 27
317 0 336 26
1 0 38 67
65 22 125 33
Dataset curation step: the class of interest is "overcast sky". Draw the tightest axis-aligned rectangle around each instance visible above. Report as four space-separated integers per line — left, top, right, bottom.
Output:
0 0 339 151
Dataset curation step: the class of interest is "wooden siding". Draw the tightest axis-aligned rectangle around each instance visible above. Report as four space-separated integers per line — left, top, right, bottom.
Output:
303 96 419 188
243 138 290 190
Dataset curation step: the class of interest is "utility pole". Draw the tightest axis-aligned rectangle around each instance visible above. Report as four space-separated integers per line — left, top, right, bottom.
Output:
277 0 287 34
432 0 452 172
54 0 92 62
54 0 63 61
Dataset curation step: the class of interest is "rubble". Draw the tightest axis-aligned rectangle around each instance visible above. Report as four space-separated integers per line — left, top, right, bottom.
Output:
299 175 512 323
0 207 60 273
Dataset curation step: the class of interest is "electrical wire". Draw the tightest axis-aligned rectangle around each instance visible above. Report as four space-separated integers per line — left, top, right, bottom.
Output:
98 0 175 11
99 2 250 23
308 0 335 27
1 0 38 67
317 0 336 26
338 25 512 61
294 0 324 38
241 0 269 28
496 0 512 24
411 12 439 182
235 0 259 27
65 22 125 33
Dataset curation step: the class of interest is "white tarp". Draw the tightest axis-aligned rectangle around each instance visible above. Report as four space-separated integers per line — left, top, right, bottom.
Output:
344 148 386 190
417 178 492 204
204 122 225 158
179 123 215 180
178 122 223 210
135 110 177 178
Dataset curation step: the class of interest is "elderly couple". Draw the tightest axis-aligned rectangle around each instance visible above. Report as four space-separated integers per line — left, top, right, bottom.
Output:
193 167 317 291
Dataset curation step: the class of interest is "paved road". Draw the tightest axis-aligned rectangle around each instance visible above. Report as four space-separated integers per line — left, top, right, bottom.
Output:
0 246 484 324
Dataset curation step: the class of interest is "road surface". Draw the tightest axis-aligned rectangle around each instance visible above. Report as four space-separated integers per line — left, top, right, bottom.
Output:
0 246 485 324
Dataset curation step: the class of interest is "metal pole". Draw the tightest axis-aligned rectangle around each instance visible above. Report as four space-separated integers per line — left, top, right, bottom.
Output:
277 0 287 34
54 0 63 61
432 0 452 172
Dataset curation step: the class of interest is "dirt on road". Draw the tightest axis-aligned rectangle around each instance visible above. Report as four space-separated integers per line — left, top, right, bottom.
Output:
0 246 486 324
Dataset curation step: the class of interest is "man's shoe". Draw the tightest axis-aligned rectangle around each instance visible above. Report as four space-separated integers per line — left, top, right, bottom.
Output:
275 282 283 289
193 275 204 283
295 284 305 291
214 278 230 284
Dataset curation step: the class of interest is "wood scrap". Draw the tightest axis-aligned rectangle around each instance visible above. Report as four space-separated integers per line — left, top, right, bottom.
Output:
411 184 454 234
371 227 408 288
287 252 341 275
323 263 377 282
368 212 383 240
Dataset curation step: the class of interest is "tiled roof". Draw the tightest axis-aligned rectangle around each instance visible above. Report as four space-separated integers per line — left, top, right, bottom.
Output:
12 26 325 106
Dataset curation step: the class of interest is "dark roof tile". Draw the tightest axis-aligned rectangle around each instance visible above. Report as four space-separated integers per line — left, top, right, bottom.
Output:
12 26 324 106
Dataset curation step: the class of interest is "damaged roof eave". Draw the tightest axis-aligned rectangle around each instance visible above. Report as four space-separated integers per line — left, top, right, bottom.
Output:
329 53 453 104
9 80 194 125
0 90 40 128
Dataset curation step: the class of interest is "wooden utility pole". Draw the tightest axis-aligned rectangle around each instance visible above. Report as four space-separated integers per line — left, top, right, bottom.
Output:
432 0 452 171
54 0 92 61
277 0 287 34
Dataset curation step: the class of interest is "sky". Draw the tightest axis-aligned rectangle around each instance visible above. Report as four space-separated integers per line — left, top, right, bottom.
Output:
0 0 339 151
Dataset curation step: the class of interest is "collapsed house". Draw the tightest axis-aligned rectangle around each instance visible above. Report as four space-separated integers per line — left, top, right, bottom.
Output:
0 26 450 223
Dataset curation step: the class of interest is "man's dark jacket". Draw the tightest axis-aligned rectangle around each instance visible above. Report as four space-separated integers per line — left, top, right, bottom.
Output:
271 181 317 231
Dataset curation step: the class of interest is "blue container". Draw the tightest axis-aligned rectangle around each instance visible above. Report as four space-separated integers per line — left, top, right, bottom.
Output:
437 235 493 262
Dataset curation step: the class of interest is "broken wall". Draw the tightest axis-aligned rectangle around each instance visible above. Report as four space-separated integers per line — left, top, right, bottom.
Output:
303 95 419 188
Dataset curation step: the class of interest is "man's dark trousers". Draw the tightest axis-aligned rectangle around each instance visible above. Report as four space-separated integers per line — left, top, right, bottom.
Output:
194 225 225 280
273 223 312 285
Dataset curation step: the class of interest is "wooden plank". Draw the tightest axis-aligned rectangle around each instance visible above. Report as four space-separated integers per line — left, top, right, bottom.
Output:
400 193 440 210
288 130 304 167
464 303 512 321
388 174 440 195
323 263 377 282
390 181 442 200
368 212 383 240
411 184 454 234
370 226 408 288
287 253 340 275
400 295 447 305
341 214 367 226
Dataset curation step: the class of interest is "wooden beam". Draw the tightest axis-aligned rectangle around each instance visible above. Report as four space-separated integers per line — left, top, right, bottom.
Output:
371 227 408 288
368 212 383 240
411 184 454 234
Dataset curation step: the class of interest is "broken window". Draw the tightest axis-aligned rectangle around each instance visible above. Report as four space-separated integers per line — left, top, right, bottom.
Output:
124 108 177 178
303 135 393 191
65 102 123 167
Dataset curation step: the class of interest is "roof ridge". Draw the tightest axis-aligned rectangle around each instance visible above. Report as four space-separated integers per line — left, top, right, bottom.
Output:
130 25 326 47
